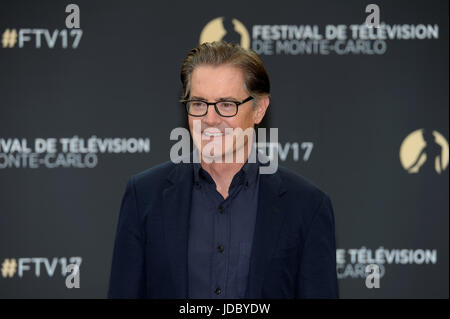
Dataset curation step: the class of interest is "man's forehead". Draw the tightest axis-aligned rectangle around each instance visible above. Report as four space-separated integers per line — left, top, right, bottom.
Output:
190 65 247 98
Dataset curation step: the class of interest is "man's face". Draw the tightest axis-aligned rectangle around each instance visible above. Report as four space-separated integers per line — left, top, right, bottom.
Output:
188 64 267 162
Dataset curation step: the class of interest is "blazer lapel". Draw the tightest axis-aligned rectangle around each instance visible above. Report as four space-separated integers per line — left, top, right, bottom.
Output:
162 162 193 298
246 170 287 298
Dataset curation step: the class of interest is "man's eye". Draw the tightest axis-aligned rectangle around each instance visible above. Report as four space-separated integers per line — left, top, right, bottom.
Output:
191 102 204 107
221 102 235 108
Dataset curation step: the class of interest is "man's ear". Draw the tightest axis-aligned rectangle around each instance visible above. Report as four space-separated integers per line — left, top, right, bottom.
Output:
253 95 270 125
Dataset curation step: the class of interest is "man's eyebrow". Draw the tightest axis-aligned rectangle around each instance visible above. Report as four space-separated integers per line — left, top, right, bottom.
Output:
189 96 239 101
189 96 207 100
216 96 239 102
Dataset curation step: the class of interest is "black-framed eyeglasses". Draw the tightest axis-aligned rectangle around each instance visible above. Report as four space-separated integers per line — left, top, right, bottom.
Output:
181 96 254 117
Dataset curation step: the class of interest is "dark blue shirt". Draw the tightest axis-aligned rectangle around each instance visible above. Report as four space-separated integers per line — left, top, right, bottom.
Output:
188 157 260 299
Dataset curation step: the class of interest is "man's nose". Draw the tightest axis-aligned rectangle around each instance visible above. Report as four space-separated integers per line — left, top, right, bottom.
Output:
202 105 222 126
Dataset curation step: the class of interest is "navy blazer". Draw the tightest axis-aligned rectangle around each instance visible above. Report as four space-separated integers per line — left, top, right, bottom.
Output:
108 160 339 299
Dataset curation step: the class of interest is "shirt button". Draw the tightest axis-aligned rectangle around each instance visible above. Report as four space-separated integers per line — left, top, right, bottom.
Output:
218 206 224 214
217 245 224 253
215 287 222 295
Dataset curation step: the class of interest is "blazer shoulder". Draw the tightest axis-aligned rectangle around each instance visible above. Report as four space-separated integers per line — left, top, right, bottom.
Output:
132 160 177 190
275 166 335 235
277 165 331 207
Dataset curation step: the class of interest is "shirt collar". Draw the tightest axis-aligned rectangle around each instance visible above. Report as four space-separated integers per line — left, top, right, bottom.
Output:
193 146 260 188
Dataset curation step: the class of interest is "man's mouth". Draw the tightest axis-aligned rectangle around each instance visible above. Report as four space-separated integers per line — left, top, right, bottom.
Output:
202 128 226 138
202 131 225 137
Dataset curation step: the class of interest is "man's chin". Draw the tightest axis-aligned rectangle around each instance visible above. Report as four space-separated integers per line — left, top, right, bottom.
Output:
198 148 238 164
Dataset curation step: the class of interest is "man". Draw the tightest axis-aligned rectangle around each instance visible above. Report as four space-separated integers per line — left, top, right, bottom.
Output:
108 41 338 299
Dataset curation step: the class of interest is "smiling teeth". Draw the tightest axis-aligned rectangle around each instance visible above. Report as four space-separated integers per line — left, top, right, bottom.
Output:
203 132 224 137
